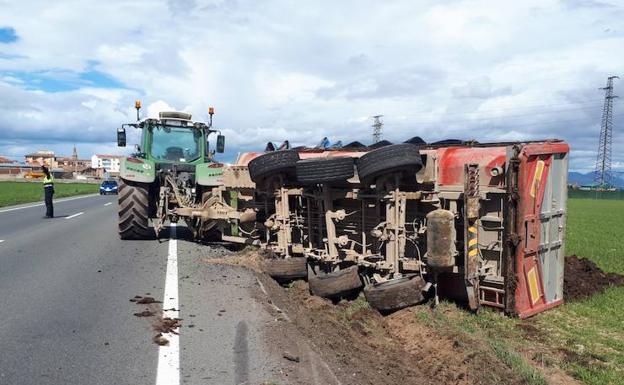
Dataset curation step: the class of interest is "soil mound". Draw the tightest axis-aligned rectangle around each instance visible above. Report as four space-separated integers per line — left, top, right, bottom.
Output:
258 276 535 385
564 255 624 301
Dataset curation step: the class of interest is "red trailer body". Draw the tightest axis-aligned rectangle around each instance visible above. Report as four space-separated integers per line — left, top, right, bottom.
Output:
424 141 569 317
237 139 569 317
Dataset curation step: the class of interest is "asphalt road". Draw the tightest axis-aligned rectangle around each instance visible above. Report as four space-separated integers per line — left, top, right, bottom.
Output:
0 194 316 385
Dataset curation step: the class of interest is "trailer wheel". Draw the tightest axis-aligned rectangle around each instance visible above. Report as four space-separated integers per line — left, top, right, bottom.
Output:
263 257 307 282
296 157 355 184
364 275 426 312
118 179 152 240
248 150 300 183
308 265 362 299
356 143 423 182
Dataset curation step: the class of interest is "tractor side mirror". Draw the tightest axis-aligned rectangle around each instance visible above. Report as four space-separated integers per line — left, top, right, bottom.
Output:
216 135 225 153
117 128 126 147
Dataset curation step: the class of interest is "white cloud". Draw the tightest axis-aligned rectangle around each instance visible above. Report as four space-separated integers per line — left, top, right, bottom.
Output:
0 0 622 170
147 100 179 118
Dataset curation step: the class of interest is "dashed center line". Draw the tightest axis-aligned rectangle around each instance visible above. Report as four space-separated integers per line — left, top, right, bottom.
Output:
0 194 98 214
0 240 5 244
66 212 84 219
104 202 112 206
156 223 180 385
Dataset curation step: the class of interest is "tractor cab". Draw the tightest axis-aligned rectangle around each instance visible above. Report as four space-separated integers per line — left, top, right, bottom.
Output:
117 109 225 163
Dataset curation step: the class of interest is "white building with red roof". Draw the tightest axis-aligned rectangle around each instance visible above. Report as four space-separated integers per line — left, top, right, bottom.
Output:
91 154 123 177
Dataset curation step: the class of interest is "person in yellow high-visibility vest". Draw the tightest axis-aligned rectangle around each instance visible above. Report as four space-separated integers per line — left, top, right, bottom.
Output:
42 165 54 218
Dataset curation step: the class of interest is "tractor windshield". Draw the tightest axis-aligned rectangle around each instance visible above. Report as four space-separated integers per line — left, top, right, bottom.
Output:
150 125 202 162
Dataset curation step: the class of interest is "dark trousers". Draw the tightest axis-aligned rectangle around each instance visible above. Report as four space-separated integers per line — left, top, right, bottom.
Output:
44 187 54 217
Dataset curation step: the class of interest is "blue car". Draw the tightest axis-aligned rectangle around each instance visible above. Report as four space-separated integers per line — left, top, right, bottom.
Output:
100 180 118 195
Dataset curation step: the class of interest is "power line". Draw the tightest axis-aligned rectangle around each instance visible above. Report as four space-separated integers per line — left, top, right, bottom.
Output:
594 76 618 188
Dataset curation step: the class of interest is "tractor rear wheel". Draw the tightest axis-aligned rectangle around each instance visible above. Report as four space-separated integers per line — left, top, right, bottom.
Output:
118 179 151 240
364 275 426 312
308 265 362 299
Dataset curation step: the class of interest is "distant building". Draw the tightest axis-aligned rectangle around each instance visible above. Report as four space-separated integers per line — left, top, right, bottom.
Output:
91 154 123 178
0 158 34 176
23 147 91 177
0 156 16 164
24 150 57 168
56 156 91 172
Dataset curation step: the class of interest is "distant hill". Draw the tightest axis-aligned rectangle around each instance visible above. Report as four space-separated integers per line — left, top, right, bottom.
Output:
568 171 624 188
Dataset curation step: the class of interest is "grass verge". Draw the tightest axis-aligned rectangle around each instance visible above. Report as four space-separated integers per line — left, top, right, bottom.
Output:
413 303 549 385
0 181 99 207
553 198 624 384
422 198 624 385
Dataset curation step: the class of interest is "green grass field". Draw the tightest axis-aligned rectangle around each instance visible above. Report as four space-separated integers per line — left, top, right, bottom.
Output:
566 199 624 273
412 198 624 385
536 198 624 384
0 181 99 207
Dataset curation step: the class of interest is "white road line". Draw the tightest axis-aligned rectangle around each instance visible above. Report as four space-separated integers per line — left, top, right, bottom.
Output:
156 223 180 385
66 212 84 219
0 240 4 244
0 194 99 214
104 202 112 206
256 277 291 322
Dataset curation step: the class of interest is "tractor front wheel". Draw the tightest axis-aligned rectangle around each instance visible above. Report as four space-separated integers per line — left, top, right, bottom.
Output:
118 179 151 240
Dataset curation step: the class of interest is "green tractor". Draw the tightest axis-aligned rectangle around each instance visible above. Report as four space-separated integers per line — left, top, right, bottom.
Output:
116 103 255 240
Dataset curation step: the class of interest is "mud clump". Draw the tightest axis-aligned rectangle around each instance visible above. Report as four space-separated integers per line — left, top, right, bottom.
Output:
136 296 161 304
153 333 169 346
203 248 265 272
133 310 156 317
564 255 624 301
129 295 161 304
153 317 182 334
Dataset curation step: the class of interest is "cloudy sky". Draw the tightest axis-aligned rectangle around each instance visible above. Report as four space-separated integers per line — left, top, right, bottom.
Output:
0 0 623 172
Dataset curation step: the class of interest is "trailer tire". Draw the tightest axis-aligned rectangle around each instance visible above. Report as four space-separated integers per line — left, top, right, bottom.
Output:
118 179 152 240
263 257 307 282
364 276 426 312
356 144 423 182
248 150 300 183
309 266 362 298
296 157 355 184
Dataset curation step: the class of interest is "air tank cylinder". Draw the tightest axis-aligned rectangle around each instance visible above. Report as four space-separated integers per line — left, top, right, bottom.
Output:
426 209 457 268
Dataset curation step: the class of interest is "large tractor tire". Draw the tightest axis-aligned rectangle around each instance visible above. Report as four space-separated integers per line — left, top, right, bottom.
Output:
308 265 362 299
248 150 300 183
118 179 151 240
356 143 423 183
296 156 355 184
364 275 426 312
263 257 308 282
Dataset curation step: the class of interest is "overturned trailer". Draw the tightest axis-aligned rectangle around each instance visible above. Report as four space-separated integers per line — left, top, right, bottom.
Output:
237 139 569 318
